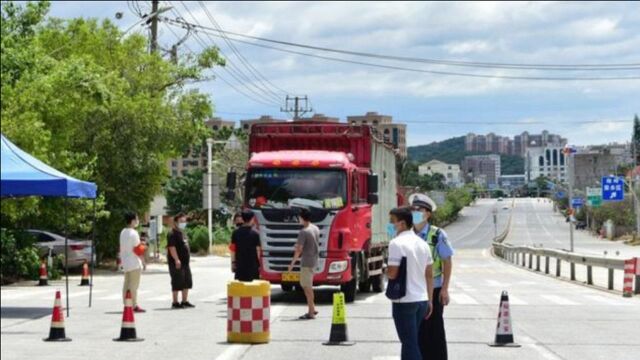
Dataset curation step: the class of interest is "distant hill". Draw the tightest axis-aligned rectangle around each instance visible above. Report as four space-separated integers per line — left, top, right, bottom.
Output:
407 136 524 175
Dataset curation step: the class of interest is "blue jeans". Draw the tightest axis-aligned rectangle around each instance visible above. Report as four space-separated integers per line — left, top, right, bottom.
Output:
392 301 428 360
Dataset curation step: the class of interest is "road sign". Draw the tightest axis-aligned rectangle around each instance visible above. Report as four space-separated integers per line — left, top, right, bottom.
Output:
586 187 602 208
555 191 565 199
602 176 624 202
571 197 584 208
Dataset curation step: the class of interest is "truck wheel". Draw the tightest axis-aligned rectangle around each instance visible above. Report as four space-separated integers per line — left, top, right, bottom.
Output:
281 284 294 292
359 279 371 293
371 274 385 293
341 258 358 303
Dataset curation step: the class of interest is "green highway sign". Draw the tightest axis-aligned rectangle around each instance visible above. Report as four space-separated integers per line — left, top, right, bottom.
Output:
586 187 602 208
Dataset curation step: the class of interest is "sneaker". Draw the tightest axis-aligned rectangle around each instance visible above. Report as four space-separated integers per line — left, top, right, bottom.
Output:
171 302 184 309
133 306 146 313
181 301 195 308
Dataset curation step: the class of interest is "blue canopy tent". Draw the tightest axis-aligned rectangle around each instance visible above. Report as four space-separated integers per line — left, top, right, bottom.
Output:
1 133 98 315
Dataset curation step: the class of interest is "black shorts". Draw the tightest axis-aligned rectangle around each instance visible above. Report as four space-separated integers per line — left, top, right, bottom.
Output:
169 264 193 291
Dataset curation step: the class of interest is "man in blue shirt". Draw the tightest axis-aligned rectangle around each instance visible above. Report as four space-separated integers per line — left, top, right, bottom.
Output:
411 193 454 360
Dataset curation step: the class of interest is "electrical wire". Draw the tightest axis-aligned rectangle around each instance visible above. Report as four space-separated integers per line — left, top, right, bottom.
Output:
176 2 284 104
161 17 640 71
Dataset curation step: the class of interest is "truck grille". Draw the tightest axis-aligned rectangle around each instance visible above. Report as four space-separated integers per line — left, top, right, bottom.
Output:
254 211 332 274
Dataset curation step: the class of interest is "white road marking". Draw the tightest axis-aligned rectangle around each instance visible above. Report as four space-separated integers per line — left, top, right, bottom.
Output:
0 287 58 300
493 293 528 305
68 289 106 298
520 335 564 360
540 294 580 305
450 292 479 305
485 279 504 287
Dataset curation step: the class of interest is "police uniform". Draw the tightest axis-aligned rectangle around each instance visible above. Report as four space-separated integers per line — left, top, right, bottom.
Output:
411 194 454 360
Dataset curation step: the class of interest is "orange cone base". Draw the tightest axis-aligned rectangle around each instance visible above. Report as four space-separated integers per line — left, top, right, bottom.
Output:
43 328 71 342
79 279 90 286
38 279 49 286
489 334 520 347
113 328 144 342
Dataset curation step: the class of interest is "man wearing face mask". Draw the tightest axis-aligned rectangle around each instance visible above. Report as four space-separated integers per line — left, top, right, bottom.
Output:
410 194 454 360
387 206 434 360
120 212 146 313
230 210 261 281
167 213 194 309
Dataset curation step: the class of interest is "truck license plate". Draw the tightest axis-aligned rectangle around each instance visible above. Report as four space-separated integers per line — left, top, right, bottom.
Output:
282 272 300 282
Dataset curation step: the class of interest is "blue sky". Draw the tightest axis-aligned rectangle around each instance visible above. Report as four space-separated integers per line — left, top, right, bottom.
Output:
45 1 639 146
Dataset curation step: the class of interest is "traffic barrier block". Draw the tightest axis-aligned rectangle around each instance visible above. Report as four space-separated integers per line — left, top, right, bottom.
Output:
623 259 636 298
43 290 71 342
323 292 354 346
114 290 143 342
38 261 48 286
227 280 270 344
79 261 90 286
489 290 520 347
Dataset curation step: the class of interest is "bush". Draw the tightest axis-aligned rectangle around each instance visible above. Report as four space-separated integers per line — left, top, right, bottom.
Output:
1 229 41 284
213 226 233 245
186 225 209 254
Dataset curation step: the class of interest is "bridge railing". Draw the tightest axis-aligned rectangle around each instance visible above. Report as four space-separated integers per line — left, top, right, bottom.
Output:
492 242 639 295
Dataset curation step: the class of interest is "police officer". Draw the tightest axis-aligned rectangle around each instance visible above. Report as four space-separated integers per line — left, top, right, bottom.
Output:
411 193 454 360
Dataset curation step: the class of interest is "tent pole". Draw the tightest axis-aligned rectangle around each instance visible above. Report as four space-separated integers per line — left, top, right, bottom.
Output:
64 198 70 317
89 197 96 307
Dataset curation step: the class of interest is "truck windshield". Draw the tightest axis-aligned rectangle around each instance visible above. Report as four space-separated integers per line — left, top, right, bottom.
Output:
246 169 347 209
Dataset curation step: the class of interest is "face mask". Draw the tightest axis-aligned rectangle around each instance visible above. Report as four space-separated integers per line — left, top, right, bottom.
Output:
178 222 187 230
386 223 397 238
412 211 424 225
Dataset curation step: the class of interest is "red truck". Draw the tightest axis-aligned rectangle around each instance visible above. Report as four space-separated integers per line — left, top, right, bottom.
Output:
238 121 398 302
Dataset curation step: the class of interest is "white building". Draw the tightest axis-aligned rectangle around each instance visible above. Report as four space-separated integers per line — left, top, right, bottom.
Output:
525 146 568 183
418 160 462 187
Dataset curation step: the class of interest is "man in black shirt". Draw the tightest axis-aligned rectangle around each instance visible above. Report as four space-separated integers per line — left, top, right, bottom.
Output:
230 210 261 282
167 213 194 309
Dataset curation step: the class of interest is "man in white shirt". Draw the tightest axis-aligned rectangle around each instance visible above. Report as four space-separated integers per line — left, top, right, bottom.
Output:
119 212 145 313
387 207 434 360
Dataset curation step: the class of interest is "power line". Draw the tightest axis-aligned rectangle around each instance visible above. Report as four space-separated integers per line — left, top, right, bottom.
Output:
400 119 632 125
162 17 640 71
162 18 640 81
167 4 281 106
175 2 283 104
197 1 289 95
162 15 280 108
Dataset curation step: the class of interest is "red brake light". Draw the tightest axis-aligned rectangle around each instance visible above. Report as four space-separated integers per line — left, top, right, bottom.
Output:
70 245 85 251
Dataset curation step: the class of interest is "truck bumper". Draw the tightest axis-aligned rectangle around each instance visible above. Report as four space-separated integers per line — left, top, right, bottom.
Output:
260 256 353 286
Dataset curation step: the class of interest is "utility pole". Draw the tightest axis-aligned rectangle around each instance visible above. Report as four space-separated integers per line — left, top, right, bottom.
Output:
281 95 312 121
565 147 575 252
150 0 159 54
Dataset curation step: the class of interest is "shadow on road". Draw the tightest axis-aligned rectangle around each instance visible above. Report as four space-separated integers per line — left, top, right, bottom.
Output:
271 287 382 305
1 307 50 320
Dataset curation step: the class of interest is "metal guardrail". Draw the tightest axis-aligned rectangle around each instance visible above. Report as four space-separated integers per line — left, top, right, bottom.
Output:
491 198 639 295
493 242 639 295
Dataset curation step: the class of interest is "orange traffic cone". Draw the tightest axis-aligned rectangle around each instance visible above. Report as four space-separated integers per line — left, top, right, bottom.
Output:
43 290 71 342
489 291 520 347
79 261 90 286
38 260 48 286
113 290 143 342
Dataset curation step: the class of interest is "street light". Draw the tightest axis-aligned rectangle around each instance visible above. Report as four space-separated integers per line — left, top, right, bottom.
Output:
206 138 214 255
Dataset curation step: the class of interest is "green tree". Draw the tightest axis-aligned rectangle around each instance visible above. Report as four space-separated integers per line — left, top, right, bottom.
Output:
1 2 224 258
165 169 205 217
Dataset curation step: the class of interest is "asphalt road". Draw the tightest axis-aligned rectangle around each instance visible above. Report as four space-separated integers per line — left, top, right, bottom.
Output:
2 198 639 360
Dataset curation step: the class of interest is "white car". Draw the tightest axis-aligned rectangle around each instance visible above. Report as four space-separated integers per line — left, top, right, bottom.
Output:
27 230 94 268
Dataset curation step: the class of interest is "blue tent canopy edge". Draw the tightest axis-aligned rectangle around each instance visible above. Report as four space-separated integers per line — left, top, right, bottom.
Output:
0 133 97 199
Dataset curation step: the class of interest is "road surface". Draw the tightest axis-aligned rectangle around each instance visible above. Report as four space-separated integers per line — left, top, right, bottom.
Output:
2 199 638 360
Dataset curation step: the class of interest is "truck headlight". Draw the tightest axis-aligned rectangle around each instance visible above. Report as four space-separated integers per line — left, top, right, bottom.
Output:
328 260 348 273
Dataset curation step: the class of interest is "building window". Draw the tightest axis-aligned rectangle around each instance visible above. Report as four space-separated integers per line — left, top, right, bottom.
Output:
546 149 551 166
182 160 189 167
553 149 558 166
171 160 177 167
172 170 178 177
213 125 219 130
539 156 544 166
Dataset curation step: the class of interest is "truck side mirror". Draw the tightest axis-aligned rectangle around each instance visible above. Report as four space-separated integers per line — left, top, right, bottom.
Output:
367 173 379 194
367 193 379 205
226 172 236 189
